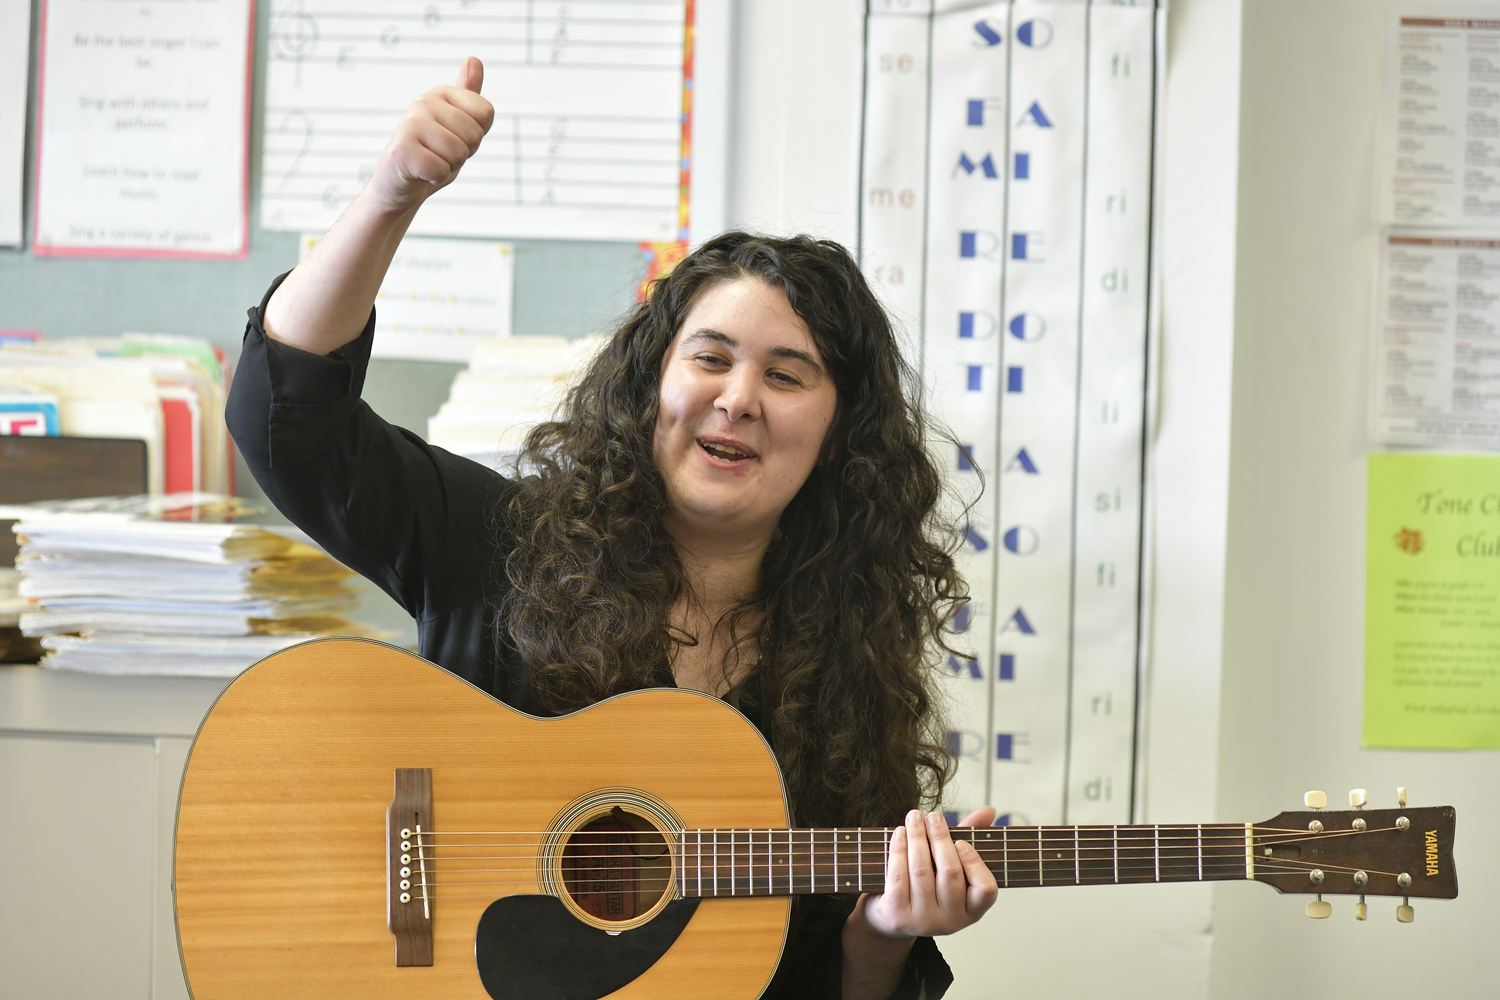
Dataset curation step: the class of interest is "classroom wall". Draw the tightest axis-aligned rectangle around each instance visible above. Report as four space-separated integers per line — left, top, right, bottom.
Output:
0 1 647 347
24 1 1486 997
1210 1 1499 997
724 0 864 245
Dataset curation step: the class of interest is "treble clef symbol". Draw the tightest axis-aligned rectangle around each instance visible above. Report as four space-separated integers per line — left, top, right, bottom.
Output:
273 0 320 87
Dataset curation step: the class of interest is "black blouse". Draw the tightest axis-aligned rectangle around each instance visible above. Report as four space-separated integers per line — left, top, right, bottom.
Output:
226 273 952 1000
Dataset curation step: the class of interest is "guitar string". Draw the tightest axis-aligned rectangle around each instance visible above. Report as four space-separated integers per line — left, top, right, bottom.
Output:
417 861 1351 896
404 829 1403 869
410 824 1397 843
413 858 1357 887
418 856 1373 877
415 823 1367 836
402 827 1400 858
419 855 1391 878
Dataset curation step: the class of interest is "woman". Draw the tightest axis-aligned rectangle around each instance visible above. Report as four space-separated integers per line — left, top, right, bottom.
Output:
227 58 997 1000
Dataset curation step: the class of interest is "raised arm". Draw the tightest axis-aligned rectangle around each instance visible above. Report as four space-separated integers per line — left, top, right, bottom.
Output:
262 57 495 356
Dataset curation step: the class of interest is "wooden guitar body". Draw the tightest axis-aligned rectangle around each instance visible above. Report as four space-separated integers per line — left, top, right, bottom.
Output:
174 638 792 1000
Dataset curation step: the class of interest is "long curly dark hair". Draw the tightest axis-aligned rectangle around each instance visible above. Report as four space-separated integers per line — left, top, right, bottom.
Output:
496 231 966 828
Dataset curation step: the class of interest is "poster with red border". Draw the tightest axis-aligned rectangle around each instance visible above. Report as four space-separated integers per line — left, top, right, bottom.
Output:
32 0 254 259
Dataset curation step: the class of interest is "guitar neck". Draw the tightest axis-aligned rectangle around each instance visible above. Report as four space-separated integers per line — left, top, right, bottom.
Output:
673 824 1255 897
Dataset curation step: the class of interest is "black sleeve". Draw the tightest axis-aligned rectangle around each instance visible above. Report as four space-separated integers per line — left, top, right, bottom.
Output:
772 896 953 1000
226 272 510 625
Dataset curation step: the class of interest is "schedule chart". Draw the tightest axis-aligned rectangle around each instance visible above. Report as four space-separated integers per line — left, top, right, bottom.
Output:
860 0 1158 826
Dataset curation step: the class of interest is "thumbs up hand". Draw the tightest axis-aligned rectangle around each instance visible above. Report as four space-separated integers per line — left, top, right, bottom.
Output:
367 56 494 213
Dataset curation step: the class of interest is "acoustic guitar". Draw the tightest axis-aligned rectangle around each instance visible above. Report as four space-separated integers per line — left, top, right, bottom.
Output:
173 638 1458 1000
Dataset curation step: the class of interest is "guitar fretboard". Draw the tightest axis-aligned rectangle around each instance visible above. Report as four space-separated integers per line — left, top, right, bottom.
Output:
673 825 1254 897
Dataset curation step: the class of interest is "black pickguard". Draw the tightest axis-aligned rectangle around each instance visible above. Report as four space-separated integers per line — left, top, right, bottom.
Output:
474 895 701 1000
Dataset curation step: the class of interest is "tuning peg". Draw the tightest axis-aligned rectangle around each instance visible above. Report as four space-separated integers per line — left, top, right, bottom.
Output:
1349 788 1367 808
1356 895 1367 921
1397 786 1407 807
1397 897 1414 923
1304 790 1327 809
1305 895 1332 919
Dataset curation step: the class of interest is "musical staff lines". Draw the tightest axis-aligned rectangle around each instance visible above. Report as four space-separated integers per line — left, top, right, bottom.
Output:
262 0 687 240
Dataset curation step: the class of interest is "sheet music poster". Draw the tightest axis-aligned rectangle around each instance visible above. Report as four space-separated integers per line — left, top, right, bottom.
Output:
262 0 691 242
861 0 1158 826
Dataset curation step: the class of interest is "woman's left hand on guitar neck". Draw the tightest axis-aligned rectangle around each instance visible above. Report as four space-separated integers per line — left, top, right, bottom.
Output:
841 807 1000 1000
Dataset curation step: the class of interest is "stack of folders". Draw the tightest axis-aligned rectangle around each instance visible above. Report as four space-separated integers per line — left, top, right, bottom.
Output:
426 335 607 472
8 494 383 677
0 333 234 495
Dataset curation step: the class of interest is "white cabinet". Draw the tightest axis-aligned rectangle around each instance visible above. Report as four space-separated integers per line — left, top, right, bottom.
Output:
0 668 226 999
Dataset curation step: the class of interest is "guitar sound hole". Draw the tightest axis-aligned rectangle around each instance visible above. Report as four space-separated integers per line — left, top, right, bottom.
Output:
561 810 672 923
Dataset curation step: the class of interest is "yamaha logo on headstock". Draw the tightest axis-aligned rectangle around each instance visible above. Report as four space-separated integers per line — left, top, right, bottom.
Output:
1254 787 1457 924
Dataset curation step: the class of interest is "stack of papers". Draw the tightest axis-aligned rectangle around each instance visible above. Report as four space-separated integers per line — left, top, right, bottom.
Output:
0 566 41 664
0 333 235 495
426 335 606 471
0 567 25 627
8 494 382 677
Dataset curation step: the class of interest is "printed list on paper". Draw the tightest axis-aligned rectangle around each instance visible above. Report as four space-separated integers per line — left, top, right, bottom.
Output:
262 0 686 243
1373 233 1500 449
33 0 253 257
1378 8 1500 227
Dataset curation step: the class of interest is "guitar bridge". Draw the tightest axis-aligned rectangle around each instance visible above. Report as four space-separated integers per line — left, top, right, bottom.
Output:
387 767 434 966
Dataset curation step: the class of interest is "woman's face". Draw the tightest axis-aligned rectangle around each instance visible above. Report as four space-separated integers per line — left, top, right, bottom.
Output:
654 277 838 543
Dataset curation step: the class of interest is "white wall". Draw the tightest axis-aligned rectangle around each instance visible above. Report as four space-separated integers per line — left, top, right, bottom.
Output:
1210 1 1500 997
723 2 1245 997
724 0 864 245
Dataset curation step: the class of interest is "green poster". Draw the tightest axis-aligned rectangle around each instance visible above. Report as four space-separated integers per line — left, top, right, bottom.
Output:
1366 453 1500 749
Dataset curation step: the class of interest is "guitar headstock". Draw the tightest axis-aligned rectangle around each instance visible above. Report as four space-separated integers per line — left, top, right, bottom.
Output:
1252 787 1456 922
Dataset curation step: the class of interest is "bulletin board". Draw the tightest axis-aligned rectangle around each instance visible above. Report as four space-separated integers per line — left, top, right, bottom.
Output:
0 0 711 377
